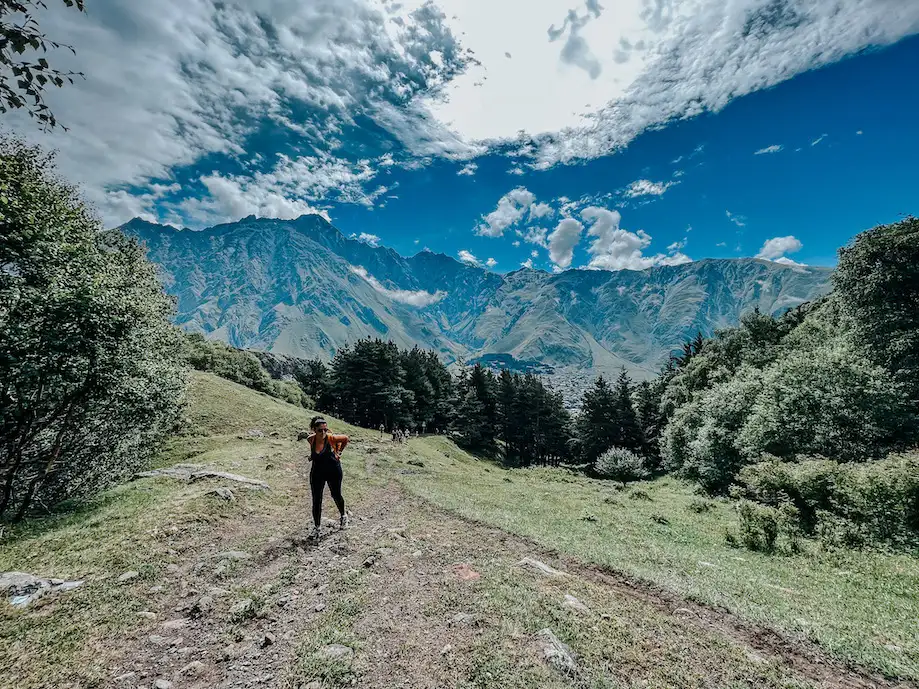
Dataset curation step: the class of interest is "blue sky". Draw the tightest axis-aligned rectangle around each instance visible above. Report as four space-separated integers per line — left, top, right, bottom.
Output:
12 0 919 273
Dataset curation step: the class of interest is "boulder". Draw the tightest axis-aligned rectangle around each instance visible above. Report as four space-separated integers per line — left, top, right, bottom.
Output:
536 628 577 675
0 571 83 607
562 594 589 613
318 644 354 662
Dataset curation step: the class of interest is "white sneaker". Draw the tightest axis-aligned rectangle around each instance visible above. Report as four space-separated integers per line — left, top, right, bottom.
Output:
339 514 349 530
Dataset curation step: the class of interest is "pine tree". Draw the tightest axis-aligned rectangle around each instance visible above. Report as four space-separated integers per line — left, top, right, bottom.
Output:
636 380 663 471
613 368 644 452
578 376 618 463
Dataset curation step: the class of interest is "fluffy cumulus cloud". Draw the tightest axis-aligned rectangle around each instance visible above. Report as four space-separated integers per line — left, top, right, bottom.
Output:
547 218 583 270
756 235 804 264
582 206 691 271
755 144 784 155
457 249 482 266
457 162 478 176
624 179 674 198
476 187 537 237
350 266 446 306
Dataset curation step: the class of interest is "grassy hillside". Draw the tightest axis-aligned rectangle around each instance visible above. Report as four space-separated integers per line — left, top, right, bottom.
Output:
396 437 919 680
1 372 915 688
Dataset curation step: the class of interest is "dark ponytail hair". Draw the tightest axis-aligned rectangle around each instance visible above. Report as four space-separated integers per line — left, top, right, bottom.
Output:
310 416 326 430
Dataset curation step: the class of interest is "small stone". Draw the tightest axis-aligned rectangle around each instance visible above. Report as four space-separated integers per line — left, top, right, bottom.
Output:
517 557 567 578
537 628 577 675
362 556 376 568
178 661 205 677
118 570 140 583
149 585 164 593
161 618 189 631
562 594 589 613
440 644 452 655
165 564 179 574
190 595 214 617
314 602 326 612
149 634 169 646
451 612 475 626
114 672 137 682
261 632 276 648
698 561 717 568
411 550 422 557
137 611 157 620
208 487 236 501
674 607 696 618
153 680 173 689
216 551 251 561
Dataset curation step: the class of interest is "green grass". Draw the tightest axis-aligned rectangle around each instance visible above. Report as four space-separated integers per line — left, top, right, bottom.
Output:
397 436 919 681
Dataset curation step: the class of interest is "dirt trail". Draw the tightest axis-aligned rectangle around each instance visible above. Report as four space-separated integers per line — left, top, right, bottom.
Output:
103 440 914 689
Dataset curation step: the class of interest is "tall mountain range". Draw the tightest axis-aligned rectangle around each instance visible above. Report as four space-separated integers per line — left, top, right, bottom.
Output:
122 214 833 379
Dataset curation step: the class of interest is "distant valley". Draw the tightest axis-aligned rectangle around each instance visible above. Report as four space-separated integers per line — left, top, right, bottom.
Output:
123 214 833 383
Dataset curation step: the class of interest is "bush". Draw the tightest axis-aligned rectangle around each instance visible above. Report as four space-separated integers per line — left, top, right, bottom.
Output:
734 455 919 550
687 499 714 513
734 500 780 552
0 141 186 519
595 446 648 483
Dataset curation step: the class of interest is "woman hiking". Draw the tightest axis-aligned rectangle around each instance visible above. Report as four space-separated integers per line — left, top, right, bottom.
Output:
306 416 349 540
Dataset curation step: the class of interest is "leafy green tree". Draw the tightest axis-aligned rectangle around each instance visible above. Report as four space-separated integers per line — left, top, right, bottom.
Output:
635 380 663 470
1 1 86 129
835 216 919 401
0 140 186 519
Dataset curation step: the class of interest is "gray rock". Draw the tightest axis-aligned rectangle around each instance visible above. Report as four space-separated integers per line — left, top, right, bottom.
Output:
208 487 236 501
537 628 577 675
137 611 157 620
562 594 589 613
165 564 179 574
0 571 83 607
450 612 476 626
118 570 140 583
317 644 354 662
246 429 265 438
517 557 567 578
161 618 189 631
114 672 137 682
149 634 169 646
153 680 173 689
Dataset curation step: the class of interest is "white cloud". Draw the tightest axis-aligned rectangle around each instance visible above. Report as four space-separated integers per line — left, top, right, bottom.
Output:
507 166 526 175
350 266 446 307
624 179 674 198
811 134 828 146
754 144 783 155
476 186 537 237
772 256 806 267
351 232 381 247
726 210 746 227
458 249 483 266
531 249 540 258
512 240 521 247
547 217 583 270
485 257 498 268
582 206 691 271
529 202 554 219
521 258 535 269
756 235 803 262
856 130 864 135
458 162 478 176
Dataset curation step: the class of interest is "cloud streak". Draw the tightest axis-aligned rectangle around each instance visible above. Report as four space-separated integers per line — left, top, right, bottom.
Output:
350 265 446 307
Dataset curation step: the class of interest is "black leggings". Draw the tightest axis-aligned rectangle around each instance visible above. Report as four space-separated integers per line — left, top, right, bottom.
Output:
310 460 345 526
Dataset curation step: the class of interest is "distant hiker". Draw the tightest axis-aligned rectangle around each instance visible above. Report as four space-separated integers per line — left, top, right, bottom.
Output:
379 423 385 438
306 416 349 540
421 421 427 435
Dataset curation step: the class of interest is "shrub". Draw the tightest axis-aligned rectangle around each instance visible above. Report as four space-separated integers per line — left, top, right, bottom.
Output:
734 455 919 550
687 499 714 514
734 500 780 552
0 141 186 519
595 446 648 483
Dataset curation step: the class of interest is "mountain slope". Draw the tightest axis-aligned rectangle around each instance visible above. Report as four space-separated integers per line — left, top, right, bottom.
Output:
123 214 833 375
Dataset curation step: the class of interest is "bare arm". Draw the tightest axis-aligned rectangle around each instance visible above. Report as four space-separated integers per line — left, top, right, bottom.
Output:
330 433 349 458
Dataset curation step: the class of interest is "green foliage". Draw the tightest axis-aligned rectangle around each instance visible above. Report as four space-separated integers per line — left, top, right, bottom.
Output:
0 1 86 129
734 456 919 550
578 369 644 466
180 334 311 408
595 446 648 483
737 341 915 462
0 140 186 519
835 217 919 402
732 500 780 552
